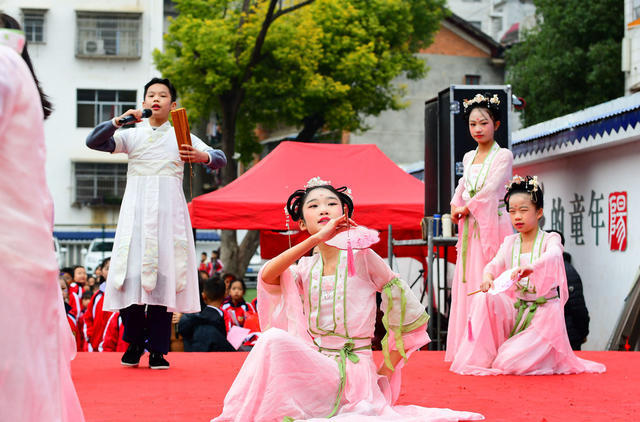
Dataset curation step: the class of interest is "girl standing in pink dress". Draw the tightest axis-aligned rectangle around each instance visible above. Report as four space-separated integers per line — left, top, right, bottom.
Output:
445 93 514 361
211 178 483 422
450 176 606 375
0 14 84 421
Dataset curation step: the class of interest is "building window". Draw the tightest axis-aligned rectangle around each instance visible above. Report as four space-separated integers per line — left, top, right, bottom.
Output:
465 75 481 85
74 162 128 206
77 89 137 128
76 12 141 58
635 0 640 21
492 16 503 35
22 9 46 43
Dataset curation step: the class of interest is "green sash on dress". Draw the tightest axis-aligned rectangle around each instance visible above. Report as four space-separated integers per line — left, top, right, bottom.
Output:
508 229 558 337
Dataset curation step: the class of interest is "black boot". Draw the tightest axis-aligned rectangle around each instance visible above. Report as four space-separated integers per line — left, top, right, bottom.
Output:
121 344 145 367
149 352 170 370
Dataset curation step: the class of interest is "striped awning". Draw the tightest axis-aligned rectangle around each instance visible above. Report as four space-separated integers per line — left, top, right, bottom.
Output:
512 93 640 163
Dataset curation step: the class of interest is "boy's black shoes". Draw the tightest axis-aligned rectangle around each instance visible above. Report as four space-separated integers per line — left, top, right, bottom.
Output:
121 344 145 367
149 353 170 370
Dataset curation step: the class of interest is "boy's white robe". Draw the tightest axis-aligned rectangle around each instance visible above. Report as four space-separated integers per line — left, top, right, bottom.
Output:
103 120 208 313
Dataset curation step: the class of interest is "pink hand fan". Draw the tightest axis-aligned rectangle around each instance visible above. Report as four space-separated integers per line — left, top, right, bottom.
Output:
325 225 380 250
325 208 380 277
487 269 516 295
467 268 516 297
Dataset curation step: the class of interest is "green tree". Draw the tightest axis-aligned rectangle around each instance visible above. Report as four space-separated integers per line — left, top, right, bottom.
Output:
154 0 445 277
506 0 624 127
249 0 447 141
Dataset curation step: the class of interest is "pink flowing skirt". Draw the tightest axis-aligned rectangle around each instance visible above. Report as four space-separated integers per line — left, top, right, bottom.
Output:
212 328 484 421
450 293 606 376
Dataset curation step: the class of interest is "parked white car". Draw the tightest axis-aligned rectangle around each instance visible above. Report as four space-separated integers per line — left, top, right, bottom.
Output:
83 238 114 275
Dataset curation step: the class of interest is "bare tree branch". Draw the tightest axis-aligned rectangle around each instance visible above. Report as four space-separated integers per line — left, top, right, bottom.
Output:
238 0 314 86
273 0 315 20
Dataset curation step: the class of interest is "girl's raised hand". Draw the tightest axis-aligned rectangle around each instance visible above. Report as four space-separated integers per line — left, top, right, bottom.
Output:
510 265 534 281
313 214 353 243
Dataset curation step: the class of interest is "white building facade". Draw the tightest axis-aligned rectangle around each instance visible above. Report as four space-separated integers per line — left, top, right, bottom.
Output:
447 0 536 43
623 0 640 93
1 1 176 264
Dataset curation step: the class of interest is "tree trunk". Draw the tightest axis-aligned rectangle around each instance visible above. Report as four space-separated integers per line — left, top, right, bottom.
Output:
218 93 260 279
295 113 325 142
183 119 209 199
220 229 261 278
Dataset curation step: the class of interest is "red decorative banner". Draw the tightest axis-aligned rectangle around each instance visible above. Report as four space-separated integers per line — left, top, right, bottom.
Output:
609 192 627 251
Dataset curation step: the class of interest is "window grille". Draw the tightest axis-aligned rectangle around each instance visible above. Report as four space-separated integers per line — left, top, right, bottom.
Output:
74 162 128 206
22 9 46 43
77 89 137 128
76 12 141 58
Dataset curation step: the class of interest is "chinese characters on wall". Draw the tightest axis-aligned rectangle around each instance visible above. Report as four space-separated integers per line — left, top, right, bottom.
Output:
609 192 628 251
550 190 628 251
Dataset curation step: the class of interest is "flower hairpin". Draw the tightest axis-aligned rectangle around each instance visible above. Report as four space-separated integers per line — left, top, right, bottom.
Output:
304 176 353 198
505 175 540 192
463 93 500 110
305 176 331 189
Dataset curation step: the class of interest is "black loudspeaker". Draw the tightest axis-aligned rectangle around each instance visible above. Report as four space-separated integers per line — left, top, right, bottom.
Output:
424 85 512 217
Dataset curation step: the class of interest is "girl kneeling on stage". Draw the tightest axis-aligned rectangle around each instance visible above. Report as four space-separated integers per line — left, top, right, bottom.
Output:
450 175 606 375
212 178 482 421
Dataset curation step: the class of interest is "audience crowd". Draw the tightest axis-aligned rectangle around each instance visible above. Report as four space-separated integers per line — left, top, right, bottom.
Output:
59 250 262 353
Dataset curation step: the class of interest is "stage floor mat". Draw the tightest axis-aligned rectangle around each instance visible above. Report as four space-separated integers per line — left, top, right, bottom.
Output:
71 351 638 422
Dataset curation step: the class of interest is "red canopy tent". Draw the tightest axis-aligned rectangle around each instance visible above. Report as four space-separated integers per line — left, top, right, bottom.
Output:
189 141 428 259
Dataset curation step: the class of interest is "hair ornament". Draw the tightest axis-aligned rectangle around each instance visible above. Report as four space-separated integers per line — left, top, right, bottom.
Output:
463 93 500 110
304 176 353 198
285 178 355 224
505 174 540 193
304 176 331 189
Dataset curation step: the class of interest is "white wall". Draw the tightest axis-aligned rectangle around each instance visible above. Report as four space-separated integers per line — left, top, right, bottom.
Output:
515 138 640 350
2 1 164 226
447 0 493 35
448 0 535 42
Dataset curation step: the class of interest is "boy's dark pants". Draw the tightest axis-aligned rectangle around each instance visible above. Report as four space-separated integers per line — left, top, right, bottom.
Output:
120 304 172 354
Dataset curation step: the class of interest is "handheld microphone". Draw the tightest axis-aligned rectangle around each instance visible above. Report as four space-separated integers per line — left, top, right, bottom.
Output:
118 108 152 125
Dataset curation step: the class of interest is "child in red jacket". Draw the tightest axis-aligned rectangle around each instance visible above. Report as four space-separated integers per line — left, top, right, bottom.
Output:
68 265 87 318
83 258 113 351
221 279 255 327
99 312 129 352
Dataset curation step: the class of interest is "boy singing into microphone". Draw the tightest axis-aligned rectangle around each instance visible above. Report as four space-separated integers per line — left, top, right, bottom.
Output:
86 77 226 369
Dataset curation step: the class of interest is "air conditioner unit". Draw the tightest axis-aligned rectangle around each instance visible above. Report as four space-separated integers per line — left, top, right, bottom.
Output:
82 39 105 55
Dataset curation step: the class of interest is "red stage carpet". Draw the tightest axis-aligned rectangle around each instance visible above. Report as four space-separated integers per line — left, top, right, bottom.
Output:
72 351 638 422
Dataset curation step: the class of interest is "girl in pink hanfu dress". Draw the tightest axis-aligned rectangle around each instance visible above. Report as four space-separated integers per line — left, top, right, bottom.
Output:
445 93 514 361
0 16 85 421
450 176 606 376
212 178 483 422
